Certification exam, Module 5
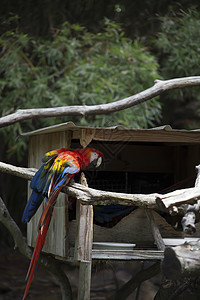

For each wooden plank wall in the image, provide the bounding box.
[27,131,72,257]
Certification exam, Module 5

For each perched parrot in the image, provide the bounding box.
[21,147,103,300]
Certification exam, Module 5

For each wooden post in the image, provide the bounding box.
[75,172,93,300]
[145,209,165,251]
[78,261,92,300]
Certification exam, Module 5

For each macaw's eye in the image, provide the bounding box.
[90,152,98,162]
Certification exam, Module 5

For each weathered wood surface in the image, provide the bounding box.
[145,209,165,251]
[27,131,72,257]
[0,161,36,180]
[92,249,164,260]
[156,187,200,211]
[74,173,93,261]
[70,126,200,144]
[162,239,200,279]
[77,261,92,300]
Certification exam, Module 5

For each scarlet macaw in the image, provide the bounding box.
[22,147,103,300]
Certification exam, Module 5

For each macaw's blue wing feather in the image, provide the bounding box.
[22,159,55,223]
[22,191,44,223]
[94,204,136,228]
[30,165,45,192]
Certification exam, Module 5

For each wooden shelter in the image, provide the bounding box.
[22,122,200,255]
[22,122,200,297]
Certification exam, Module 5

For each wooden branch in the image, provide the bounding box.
[1,76,200,128]
[162,239,200,280]
[1,161,200,211]
[158,164,200,215]
[156,187,200,211]
[0,161,36,180]
[65,183,159,208]
[0,196,31,257]
[0,196,72,299]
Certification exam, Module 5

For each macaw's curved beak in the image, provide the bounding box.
[96,156,102,168]
[88,156,102,169]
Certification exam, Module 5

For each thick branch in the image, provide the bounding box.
[0,196,72,299]
[65,183,159,208]
[0,196,31,257]
[1,161,200,210]
[1,76,200,128]
[0,161,36,180]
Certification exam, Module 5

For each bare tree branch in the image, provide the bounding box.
[0,161,36,180]
[1,161,200,211]
[1,76,200,128]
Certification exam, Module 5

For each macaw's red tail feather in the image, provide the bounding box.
[38,176,70,231]
[22,214,51,300]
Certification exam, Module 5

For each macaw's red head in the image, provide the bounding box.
[77,147,103,169]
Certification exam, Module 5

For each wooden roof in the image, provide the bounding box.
[22,122,200,144]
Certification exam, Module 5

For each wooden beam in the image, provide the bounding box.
[77,261,92,300]
[75,173,93,300]
[92,249,164,260]
[93,128,200,144]
[145,209,165,251]
[74,173,93,261]
[1,161,200,210]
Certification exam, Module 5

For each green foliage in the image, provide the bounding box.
[0,18,161,158]
[155,8,200,100]
[154,8,200,129]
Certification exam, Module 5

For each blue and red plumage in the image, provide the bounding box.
[22,147,103,300]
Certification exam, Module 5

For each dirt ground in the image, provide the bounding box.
[0,244,160,300]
